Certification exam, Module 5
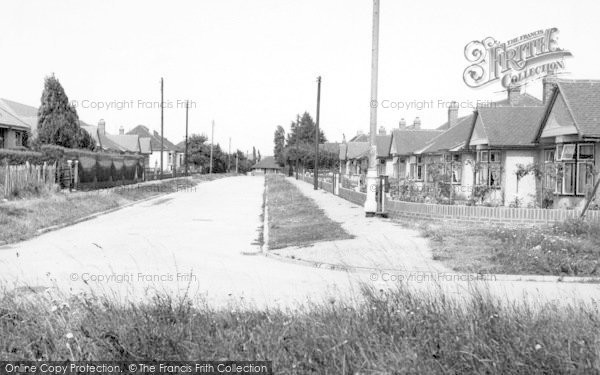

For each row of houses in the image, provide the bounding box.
[0,98,184,172]
[329,77,600,210]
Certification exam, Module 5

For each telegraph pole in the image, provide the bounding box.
[160,77,164,179]
[228,137,231,172]
[184,100,189,176]
[314,76,322,190]
[364,0,380,216]
[209,120,214,174]
[235,152,239,174]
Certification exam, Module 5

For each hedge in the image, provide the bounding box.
[1,145,144,187]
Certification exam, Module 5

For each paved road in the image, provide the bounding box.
[1,175,598,310]
[0,176,362,308]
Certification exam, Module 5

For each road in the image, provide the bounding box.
[0,175,598,310]
[0,176,361,308]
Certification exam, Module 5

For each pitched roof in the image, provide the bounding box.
[376,135,392,158]
[346,141,370,160]
[105,134,140,153]
[391,129,444,155]
[492,92,543,107]
[471,107,545,147]
[543,80,600,138]
[251,156,281,170]
[126,125,180,151]
[0,98,36,131]
[349,133,369,142]
[420,115,475,153]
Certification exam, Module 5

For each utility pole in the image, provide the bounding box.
[209,120,214,174]
[235,152,239,174]
[160,77,164,179]
[228,137,231,172]
[184,100,189,176]
[314,76,322,190]
[364,0,380,216]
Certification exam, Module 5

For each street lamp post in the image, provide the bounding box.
[314,76,321,190]
[364,0,380,216]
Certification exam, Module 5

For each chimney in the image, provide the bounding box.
[98,119,106,135]
[507,84,521,106]
[543,71,558,104]
[378,126,386,135]
[399,118,406,130]
[413,117,421,129]
[119,126,124,135]
[448,101,459,128]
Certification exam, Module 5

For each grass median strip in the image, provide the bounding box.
[266,174,352,249]
[0,174,232,245]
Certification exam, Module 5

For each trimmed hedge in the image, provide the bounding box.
[1,145,144,187]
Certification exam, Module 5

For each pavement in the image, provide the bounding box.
[0,175,599,310]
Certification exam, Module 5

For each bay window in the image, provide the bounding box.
[555,143,595,195]
[410,156,423,181]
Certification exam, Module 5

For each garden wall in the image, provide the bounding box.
[297,174,600,225]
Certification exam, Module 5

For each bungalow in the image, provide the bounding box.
[127,125,183,173]
[534,79,600,209]
[466,106,546,206]
[251,156,281,174]
[389,117,443,182]
[80,120,142,154]
[0,98,37,149]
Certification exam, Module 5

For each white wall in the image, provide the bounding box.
[148,150,181,172]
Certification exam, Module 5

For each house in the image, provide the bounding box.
[466,106,546,206]
[389,117,443,182]
[80,120,142,154]
[342,140,369,176]
[127,125,183,173]
[0,99,37,149]
[251,156,281,174]
[534,79,600,209]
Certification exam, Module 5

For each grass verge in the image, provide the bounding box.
[0,174,233,245]
[393,216,600,277]
[266,174,352,249]
[1,285,598,373]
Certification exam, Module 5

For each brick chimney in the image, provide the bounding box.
[543,72,558,104]
[413,117,421,129]
[399,118,406,130]
[98,119,106,135]
[507,84,521,106]
[448,101,459,128]
[119,126,124,135]
[378,126,386,135]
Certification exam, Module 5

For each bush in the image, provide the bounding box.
[0,149,48,165]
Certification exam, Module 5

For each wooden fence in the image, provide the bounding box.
[1,162,57,198]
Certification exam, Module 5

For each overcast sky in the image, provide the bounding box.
[2,0,599,155]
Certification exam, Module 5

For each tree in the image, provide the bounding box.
[282,112,328,170]
[273,125,285,166]
[257,150,261,162]
[37,74,93,150]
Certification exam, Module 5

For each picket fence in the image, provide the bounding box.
[0,162,57,198]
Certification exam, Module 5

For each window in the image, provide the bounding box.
[555,143,595,195]
[14,131,22,147]
[409,156,423,181]
[0,128,5,148]
[477,150,501,187]
[543,149,556,191]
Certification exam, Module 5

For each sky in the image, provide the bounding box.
[1,0,599,155]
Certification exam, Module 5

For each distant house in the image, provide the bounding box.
[251,156,281,174]
[127,125,182,173]
[389,118,443,181]
[0,98,37,149]
[80,120,142,154]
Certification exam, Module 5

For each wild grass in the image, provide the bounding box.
[266,175,352,249]
[396,217,600,277]
[0,284,598,373]
[0,174,233,245]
